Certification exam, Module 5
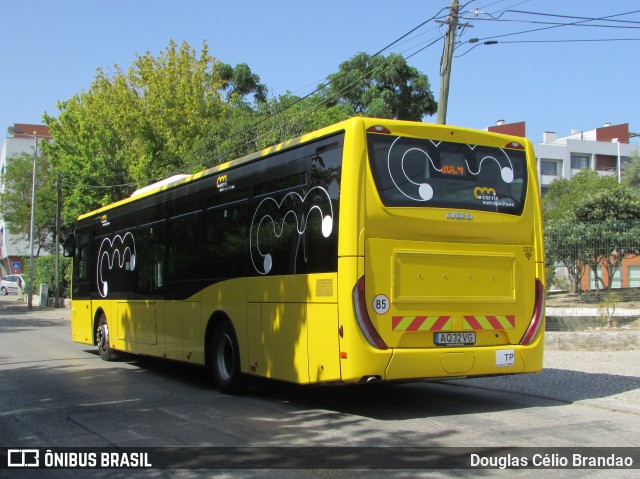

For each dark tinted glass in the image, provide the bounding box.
[367,134,528,215]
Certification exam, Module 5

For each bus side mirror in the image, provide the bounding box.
[63,236,76,257]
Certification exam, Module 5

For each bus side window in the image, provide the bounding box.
[167,213,204,282]
[136,223,166,295]
[75,233,90,281]
[204,204,249,278]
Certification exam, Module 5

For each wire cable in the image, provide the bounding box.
[208,9,450,163]
[475,9,640,42]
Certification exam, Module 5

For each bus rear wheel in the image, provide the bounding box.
[211,320,247,394]
[96,314,116,361]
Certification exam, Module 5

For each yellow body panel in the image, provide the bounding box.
[70,300,93,345]
[245,273,340,383]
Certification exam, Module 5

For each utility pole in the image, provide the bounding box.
[436,0,460,125]
[55,173,61,308]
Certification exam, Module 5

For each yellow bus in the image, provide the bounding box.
[67,117,545,393]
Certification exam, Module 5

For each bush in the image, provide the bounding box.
[23,255,72,299]
[598,291,621,328]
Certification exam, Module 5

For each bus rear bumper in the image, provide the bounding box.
[384,343,544,380]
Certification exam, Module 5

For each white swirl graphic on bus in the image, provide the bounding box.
[387,138,515,202]
[250,186,334,275]
[96,232,137,297]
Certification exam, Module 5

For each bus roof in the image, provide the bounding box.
[76,117,530,221]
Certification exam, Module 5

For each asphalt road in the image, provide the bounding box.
[0,296,638,478]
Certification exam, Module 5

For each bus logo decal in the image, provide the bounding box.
[96,232,137,297]
[216,175,228,186]
[216,174,234,192]
[250,186,334,275]
[385,137,515,202]
[473,186,497,198]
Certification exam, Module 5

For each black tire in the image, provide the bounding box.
[96,314,116,361]
[1,287,7,296]
[211,320,247,394]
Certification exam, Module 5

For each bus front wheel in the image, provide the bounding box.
[96,314,116,361]
[211,320,247,394]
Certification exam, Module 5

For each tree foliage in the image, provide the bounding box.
[542,169,618,221]
[544,218,590,293]
[543,170,640,292]
[44,40,264,223]
[622,151,640,191]
[321,52,437,121]
[0,150,57,256]
[41,41,437,228]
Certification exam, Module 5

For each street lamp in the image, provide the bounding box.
[7,126,39,309]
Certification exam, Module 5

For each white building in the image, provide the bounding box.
[0,124,51,278]
[487,121,639,194]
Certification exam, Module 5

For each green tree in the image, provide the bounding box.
[189,93,353,166]
[542,169,618,221]
[544,170,640,293]
[544,218,591,294]
[217,62,268,105]
[0,150,57,255]
[622,151,640,191]
[321,52,437,121]
[573,188,640,291]
[44,40,265,223]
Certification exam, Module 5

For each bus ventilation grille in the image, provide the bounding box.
[316,279,334,297]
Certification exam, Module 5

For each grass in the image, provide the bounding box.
[546,288,640,309]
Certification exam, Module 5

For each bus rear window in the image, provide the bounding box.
[367,134,528,215]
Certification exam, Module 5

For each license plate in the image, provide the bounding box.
[434,332,476,346]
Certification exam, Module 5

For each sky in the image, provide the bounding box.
[2,0,639,145]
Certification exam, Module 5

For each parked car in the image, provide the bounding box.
[0,274,24,295]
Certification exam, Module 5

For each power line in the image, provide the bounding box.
[210,32,448,164]
[494,38,640,44]
[455,36,640,57]
[471,9,640,42]
[507,9,640,25]
[462,16,640,30]
[208,7,450,163]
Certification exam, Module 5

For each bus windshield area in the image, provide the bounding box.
[366,133,528,215]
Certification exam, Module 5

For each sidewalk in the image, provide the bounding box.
[0,294,70,318]
[545,330,640,351]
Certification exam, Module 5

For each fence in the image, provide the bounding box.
[544,219,640,330]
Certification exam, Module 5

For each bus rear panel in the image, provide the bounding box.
[338,119,544,383]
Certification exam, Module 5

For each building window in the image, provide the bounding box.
[629,266,640,288]
[541,160,558,176]
[571,154,590,170]
[590,265,621,290]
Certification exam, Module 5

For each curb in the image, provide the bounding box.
[545,331,640,351]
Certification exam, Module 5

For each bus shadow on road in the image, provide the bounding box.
[78,351,640,421]
[247,369,640,420]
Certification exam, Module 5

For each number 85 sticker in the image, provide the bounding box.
[372,294,390,314]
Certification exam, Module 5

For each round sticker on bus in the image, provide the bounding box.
[372,294,390,315]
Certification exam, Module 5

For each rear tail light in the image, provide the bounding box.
[520,279,545,345]
[352,276,388,350]
[367,125,391,134]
